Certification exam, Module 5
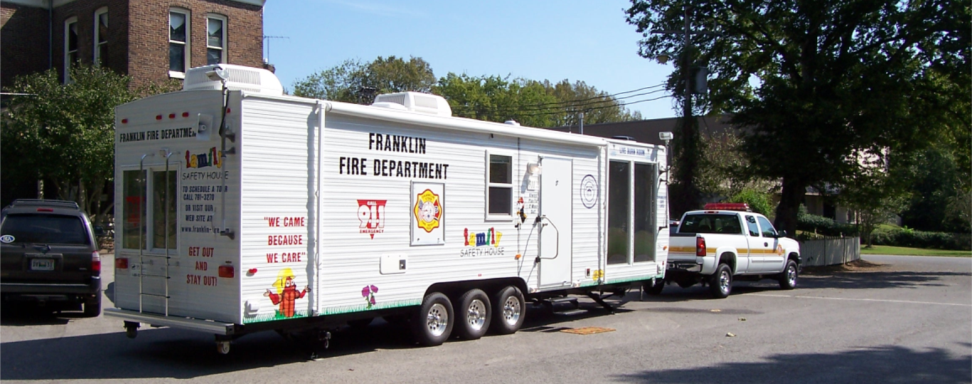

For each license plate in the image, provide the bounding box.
[31,258,54,271]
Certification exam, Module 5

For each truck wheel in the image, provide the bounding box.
[491,286,525,335]
[82,294,101,318]
[455,289,491,340]
[644,279,664,295]
[709,263,732,299]
[779,259,798,290]
[411,292,453,346]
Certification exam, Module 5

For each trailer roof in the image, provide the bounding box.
[245,92,622,148]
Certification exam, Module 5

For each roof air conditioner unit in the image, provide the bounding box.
[372,92,452,117]
[183,64,283,96]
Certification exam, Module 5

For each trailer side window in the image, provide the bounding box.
[633,163,657,263]
[122,170,146,250]
[487,154,512,218]
[607,161,630,265]
[152,170,178,250]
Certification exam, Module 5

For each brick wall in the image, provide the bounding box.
[127,0,264,89]
[2,0,262,89]
[1,4,51,87]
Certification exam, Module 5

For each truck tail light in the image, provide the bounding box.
[91,252,102,274]
[218,265,235,278]
[696,237,707,257]
[115,257,129,269]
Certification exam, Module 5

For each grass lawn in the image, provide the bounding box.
[860,245,971,257]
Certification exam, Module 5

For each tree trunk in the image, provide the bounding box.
[775,175,806,236]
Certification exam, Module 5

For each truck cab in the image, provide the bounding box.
[652,203,801,298]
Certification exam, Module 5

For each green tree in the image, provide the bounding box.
[434,74,642,128]
[627,0,970,235]
[1,66,158,224]
[696,130,777,200]
[292,56,436,104]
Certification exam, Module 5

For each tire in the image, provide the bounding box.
[455,289,491,340]
[644,279,664,295]
[82,293,101,318]
[411,292,454,346]
[778,259,798,290]
[709,263,732,299]
[491,286,525,335]
[347,317,374,329]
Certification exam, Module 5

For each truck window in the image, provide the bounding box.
[745,215,759,236]
[679,213,738,234]
[757,216,778,237]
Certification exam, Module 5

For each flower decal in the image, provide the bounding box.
[361,284,378,308]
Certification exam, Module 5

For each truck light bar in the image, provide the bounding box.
[703,203,750,211]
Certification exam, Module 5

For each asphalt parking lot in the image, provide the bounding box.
[1,254,970,383]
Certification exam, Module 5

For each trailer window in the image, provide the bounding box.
[633,163,657,263]
[122,170,146,250]
[607,161,629,265]
[152,170,178,250]
[487,154,512,218]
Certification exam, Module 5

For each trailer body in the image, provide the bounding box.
[106,65,669,348]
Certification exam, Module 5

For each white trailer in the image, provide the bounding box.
[105,64,670,354]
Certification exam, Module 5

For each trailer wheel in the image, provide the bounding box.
[455,289,491,340]
[709,263,733,299]
[644,279,664,295]
[491,286,525,335]
[124,321,139,339]
[216,341,231,355]
[411,292,453,346]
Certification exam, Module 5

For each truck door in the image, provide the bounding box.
[756,216,785,272]
[538,157,572,288]
[742,215,765,274]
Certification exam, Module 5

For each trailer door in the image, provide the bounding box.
[539,157,572,288]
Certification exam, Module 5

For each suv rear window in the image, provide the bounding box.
[1,214,90,245]
[678,214,742,234]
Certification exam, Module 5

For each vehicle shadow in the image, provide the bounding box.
[613,344,972,384]
[0,294,638,381]
[1,302,75,326]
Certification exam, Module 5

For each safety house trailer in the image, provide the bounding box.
[105,64,670,354]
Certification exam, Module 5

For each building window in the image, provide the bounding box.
[486,153,512,219]
[207,15,227,65]
[169,9,190,77]
[64,17,78,82]
[94,8,108,67]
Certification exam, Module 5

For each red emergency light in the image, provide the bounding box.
[703,203,751,212]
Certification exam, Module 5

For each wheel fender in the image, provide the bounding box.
[702,247,736,275]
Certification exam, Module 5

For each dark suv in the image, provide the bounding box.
[0,199,102,316]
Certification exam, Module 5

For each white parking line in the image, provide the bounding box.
[751,293,972,307]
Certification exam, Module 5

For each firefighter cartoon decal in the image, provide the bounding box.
[264,268,309,318]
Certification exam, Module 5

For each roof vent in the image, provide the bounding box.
[372,92,452,117]
[183,64,283,96]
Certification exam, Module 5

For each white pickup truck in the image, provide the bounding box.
[648,203,801,298]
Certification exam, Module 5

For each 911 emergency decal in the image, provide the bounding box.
[411,182,444,246]
[358,200,386,239]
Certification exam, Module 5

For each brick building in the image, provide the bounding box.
[1,0,266,89]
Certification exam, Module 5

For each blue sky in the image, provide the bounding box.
[263,0,679,119]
